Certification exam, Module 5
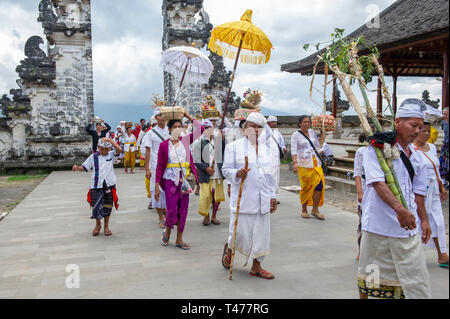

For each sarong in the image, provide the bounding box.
[228,211,270,266]
[422,177,447,254]
[358,231,431,299]
[198,179,225,217]
[297,157,325,206]
[87,181,118,220]
[162,179,189,233]
[124,151,136,169]
[150,167,166,209]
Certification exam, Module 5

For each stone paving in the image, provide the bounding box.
[0,169,448,299]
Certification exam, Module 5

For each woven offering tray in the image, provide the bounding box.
[160,106,185,121]
[311,115,337,132]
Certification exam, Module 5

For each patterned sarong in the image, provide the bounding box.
[439,140,448,181]
[87,181,119,220]
[297,157,325,206]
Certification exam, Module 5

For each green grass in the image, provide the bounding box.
[281,157,293,164]
[7,174,47,182]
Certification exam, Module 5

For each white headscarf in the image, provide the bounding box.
[98,138,112,149]
[154,108,161,116]
[395,98,426,119]
[267,115,277,122]
[246,112,267,127]
[201,119,214,128]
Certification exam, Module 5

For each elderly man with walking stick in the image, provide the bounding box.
[220,112,278,280]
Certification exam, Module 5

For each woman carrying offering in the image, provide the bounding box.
[155,109,205,250]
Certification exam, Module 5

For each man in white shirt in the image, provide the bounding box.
[221,112,278,279]
[358,98,432,299]
[266,116,286,202]
[142,108,170,227]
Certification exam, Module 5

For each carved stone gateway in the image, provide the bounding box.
[0,0,93,171]
[162,0,240,117]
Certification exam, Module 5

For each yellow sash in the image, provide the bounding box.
[166,162,191,176]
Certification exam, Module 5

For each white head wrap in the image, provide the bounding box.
[246,112,267,127]
[154,108,161,116]
[202,119,214,128]
[395,98,426,119]
[98,138,112,149]
[116,125,121,129]
[267,115,277,122]
[424,104,442,123]
[150,116,157,125]
[120,121,126,124]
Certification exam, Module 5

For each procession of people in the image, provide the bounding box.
[74,9,449,296]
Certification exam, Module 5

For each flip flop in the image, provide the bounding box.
[176,243,190,250]
[92,229,100,237]
[211,219,221,225]
[311,212,325,220]
[222,243,231,269]
[104,230,112,236]
[301,212,311,219]
[250,269,275,280]
[203,219,211,226]
[439,263,449,269]
[161,230,169,246]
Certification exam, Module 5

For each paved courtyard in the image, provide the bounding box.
[0,169,448,299]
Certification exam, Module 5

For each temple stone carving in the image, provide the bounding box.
[162,0,240,117]
[0,0,93,171]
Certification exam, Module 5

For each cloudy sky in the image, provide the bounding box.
[0,0,443,118]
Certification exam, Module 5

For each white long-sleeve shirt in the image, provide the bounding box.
[290,129,321,168]
[222,137,276,215]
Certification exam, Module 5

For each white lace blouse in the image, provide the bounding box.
[163,141,188,185]
[290,129,321,168]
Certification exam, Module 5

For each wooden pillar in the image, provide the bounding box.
[377,77,383,118]
[393,75,398,115]
[443,45,449,110]
[332,75,337,118]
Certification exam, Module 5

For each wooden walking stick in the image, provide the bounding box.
[229,156,248,280]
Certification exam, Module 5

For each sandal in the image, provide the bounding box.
[161,230,169,246]
[311,212,325,220]
[222,243,231,269]
[250,269,275,280]
[104,230,112,236]
[439,263,449,269]
[301,212,311,219]
[203,218,211,226]
[176,242,190,250]
[92,228,101,237]
[159,219,165,229]
[211,219,221,225]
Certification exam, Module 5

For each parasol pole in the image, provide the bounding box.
[173,56,191,106]
[229,156,248,280]
[219,35,245,130]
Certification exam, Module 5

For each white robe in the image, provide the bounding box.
[420,143,447,254]
[222,136,276,265]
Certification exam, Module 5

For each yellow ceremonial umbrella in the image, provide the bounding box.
[208,9,273,129]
